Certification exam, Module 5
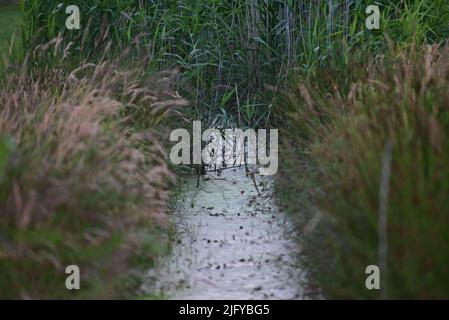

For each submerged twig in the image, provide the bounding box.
[247,170,261,196]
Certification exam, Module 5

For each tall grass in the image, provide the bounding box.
[19,1,449,126]
[0,38,186,298]
[272,0,449,299]
[21,0,146,51]
[279,43,449,298]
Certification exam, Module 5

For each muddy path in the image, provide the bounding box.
[142,167,318,299]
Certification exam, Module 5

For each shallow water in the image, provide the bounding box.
[142,167,316,300]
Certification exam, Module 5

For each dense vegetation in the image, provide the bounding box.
[0,2,185,298]
[275,1,449,298]
[279,44,449,298]
[0,0,448,298]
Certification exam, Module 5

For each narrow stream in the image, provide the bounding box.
[142,167,317,299]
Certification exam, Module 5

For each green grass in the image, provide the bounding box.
[18,1,449,128]
[0,41,183,298]
[278,43,449,299]
[0,5,21,65]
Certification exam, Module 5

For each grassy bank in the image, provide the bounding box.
[0,48,187,298]
[0,3,187,298]
[275,0,449,299]
[278,42,449,298]
[269,0,449,299]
